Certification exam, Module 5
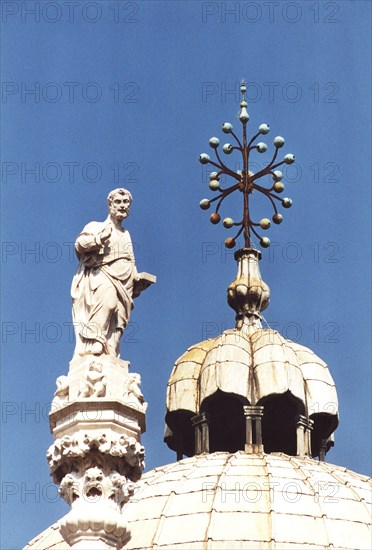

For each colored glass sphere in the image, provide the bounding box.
[209,137,220,149]
[222,122,233,134]
[273,182,285,193]
[260,237,271,248]
[199,199,210,210]
[199,153,210,164]
[284,153,295,164]
[225,237,236,249]
[210,213,221,224]
[259,218,271,230]
[282,198,293,208]
[223,217,234,228]
[259,123,270,135]
[209,180,220,191]
[274,136,285,148]
[272,213,283,224]
[257,142,268,153]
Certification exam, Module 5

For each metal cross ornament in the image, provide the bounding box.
[199,80,295,249]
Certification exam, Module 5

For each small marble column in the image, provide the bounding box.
[191,413,209,455]
[243,405,264,453]
[296,415,314,456]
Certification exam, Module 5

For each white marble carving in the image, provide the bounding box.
[52,375,69,404]
[58,464,133,548]
[59,466,134,507]
[47,432,145,483]
[124,373,148,412]
[71,188,155,358]
[78,361,107,398]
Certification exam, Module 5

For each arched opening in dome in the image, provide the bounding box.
[259,393,301,455]
[164,410,195,458]
[201,390,247,453]
[310,412,338,458]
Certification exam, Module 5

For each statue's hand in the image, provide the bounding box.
[100,225,112,243]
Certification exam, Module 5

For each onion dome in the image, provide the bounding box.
[25,452,371,550]
[165,248,338,461]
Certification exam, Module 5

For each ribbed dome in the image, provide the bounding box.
[165,328,338,458]
[25,452,371,550]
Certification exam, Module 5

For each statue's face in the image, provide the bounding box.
[109,193,131,221]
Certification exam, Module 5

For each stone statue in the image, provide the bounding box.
[53,375,69,403]
[78,361,107,398]
[126,373,147,412]
[71,188,155,357]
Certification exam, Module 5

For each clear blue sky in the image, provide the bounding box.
[1,1,371,548]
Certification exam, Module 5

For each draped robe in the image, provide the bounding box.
[71,221,137,357]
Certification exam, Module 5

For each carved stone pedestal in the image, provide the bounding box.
[58,462,133,549]
[59,502,130,549]
[48,356,147,549]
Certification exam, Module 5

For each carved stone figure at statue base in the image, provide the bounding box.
[50,355,148,431]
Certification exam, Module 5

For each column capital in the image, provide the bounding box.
[191,412,209,427]
[243,405,264,417]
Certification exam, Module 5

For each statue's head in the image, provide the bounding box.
[89,361,102,372]
[130,373,141,385]
[107,188,133,222]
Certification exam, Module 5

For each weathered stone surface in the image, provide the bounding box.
[166,328,338,424]
[47,344,147,549]
[25,452,372,550]
[52,355,147,412]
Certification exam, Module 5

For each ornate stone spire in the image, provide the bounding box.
[46,190,155,549]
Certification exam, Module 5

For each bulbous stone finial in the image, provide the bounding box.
[227,248,270,331]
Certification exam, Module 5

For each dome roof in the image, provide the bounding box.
[25,452,371,550]
[167,328,337,414]
[165,328,338,458]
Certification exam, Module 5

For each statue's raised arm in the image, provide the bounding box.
[71,188,156,357]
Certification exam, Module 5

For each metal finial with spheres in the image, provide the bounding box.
[199,79,295,249]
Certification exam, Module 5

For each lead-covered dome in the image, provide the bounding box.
[25,452,371,550]
[165,328,338,459]
[165,249,338,460]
